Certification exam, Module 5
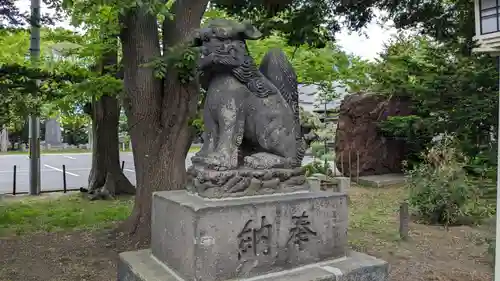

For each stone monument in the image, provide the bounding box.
[0,126,8,152]
[44,117,62,146]
[118,19,388,281]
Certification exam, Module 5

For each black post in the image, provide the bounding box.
[62,164,67,193]
[12,165,16,195]
[121,161,125,171]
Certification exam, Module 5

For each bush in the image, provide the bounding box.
[405,135,475,226]
[320,152,335,161]
[303,159,333,177]
[311,142,327,158]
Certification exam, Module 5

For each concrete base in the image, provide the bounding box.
[355,174,406,188]
[118,249,389,281]
[308,176,350,193]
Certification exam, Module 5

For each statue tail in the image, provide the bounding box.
[259,48,305,165]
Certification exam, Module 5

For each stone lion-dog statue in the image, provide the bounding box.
[187,19,310,198]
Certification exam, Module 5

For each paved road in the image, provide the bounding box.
[0,152,315,194]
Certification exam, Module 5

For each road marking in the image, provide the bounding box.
[123,168,135,173]
[0,168,91,173]
[63,155,77,160]
[41,153,92,156]
[43,164,80,177]
[64,168,91,171]
[0,169,28,173]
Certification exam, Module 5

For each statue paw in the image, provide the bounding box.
[203,152,237,171]
[244,152,288,169]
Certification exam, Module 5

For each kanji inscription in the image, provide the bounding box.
[237,216,272,260]
[287,211,317,247]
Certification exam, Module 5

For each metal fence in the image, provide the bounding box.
[310,149,363,183]
[5,161,127,196]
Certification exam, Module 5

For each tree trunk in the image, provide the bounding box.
[115,1,208,244]
[83,35,135,200]
[85,94,135,200]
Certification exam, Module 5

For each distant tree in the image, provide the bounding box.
[60,112,89,145]
[372,35,498,167]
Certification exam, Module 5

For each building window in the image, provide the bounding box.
[480,0,500,34]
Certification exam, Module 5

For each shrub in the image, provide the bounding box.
[303,159,333,177]
[320,152,335,161]
[311,142,327,158]
[405,135,475,226]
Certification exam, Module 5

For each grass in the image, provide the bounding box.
[348,185,407,251]
[0,194,133,236]
[0,146,201,155]
[0,184,404,240]
[1,184,493,281]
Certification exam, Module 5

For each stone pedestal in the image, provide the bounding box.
[118,190,389,281]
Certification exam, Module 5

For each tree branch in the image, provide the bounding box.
[160,0,209,130]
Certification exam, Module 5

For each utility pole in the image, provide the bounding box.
[28,0,41,195]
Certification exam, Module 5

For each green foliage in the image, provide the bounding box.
[405,135,494,226]
[378,115,421,139]
[310,142,326,158]
[248,36,371,93]
[372,35,498,169]
[213,0,383,49]
[303,159,333,177]
[150,43,199,84]
[0,28,105,127]
[0,25,127,135]
[189,117,204,133]
[299,107,322,129]
[378,115,430,167]
[377,0,474,51]
[119,109,129,135]
[60,113,90,145]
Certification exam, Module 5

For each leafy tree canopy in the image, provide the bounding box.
[372,34,498,165]
[378,0,474,47]
[0,27,121,128]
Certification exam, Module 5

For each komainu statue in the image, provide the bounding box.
[187,19,309,198]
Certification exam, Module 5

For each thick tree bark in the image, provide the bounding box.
[115,1,208,244]
[85,94,135,200]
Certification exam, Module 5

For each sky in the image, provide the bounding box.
[15,1,398,61]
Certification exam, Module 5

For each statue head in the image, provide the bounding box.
[192,19,262,71]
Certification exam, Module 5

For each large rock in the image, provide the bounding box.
[335,93,412,177]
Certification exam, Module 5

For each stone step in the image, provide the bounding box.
[118,249,388,281]
[354,173,407,188]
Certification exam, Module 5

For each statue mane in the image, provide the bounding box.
[198,24,279,98]
[230,53,279,98]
